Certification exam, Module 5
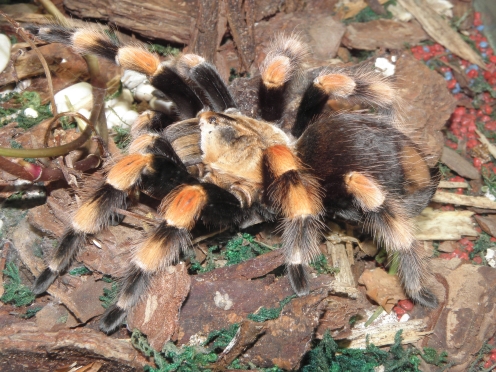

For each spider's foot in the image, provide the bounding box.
[410,289,439,308]
[100,305,127,334]
[288,264,309,296]
[32,268,58,295]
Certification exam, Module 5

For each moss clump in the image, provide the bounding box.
[0,262,35,307]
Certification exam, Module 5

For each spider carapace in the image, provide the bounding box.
[29,25,440,333]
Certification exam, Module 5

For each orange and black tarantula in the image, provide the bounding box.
[28,25,440,334]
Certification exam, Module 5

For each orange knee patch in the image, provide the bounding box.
[107,153,153,191]
[283,183,321,218]
[345,172,385,212]
[72,199,101,234]
[315,74,356,97]
[265,145,299,177]
[134,237,173,272]
[261,56,291,89]
[160,185,207,229]
[117,46,160,76]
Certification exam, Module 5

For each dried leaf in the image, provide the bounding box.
[358,268,406,312]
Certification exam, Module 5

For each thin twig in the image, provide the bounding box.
[192,228,228,244]
[114,208,160,226]
[0,113,93,158]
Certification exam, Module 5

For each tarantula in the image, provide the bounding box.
[28,25,440,334]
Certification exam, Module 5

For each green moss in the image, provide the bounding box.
[224,233,272,266]
[113,125,131,150]
[148,44,181,57]
[19,306,42,319]
[301,330,449,371]
[99,276,120,309]
[344,0,396,24]
[310,254,340,275]
[0,262,35,307]
[248,295,296,323]
[69,266,92,276]
[204,323,240,352]
[469,76,496,98]
[470,232,494,261]
[131,329,217,372]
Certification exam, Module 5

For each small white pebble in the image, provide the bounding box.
[0,34,11,74]
[23,107,38,118]
[214,291,233,310]
[485,190,496,202]
[399,313,410,322]
[375,57,395,77]
[61,58,67,63]
[14,79,32,92]
[486,249,496,268]
[92,239,102,248]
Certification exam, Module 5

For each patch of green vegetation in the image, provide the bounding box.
[248,295,296,323]
[132,329,217,372]
[190,233,274,274]
[224,233,272,266]
[300,330,449,371]
[344,0,396,24]
[60,116,77,130]
[470,232,494,261]
[204,323,240,351]
[189,246,218,274]
[469,76,496,98]
[445,131,459,144]
[19,306,42,319]
[69,266,92,276]
[353,49,376,62]
[310,254,340,275]
[8,92,53,129]
[113,125,131,150]
[99,276,120,309]
[482,167,496,199]
[148,44,181,57]
[0,262,35,307]
[468,342,493,371]
[438,162,452,179]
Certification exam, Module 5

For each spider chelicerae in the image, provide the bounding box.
[28,25,440,334]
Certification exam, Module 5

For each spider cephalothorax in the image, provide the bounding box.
[29,25,440,334]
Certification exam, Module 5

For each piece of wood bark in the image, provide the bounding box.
[346,319,430,348]
[424,261,496,371]
[474,215,496,237]
[327,242,355,287]
[127,263,191,351]
[395,55,456,166]
[343,19,428,50]
[432,191,496,209]
[415,207,478,240]
[441,147,480,179]
[0,322,146,371]
[63,0,196,43]
[225,0,255,70]
[397,0,486,68]
[187,0,221,63]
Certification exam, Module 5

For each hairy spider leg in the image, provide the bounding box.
[258,35,308,122]
[101,182,242,333]
[32,130,193,295]
[292,65,400,138]
[176,54,237,112]
[297,112,439,307]
[262,144,324,294]
[29,25,208,119]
